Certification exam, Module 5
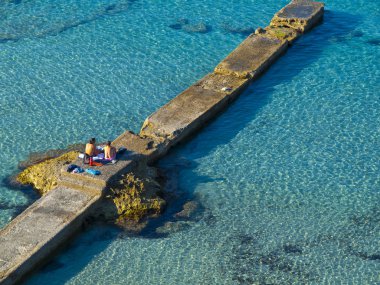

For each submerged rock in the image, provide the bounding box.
[156,220,192,234]
[182,22,209,33]
[16,151,79,195]
[174,201,199,219]
[0,2,133,44]
[169,19,210,34]
[283,244,303,254]
[169,23,182,30]
[177,18,189,25]
[168,18,190,30]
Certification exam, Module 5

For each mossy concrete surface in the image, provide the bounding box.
[259,26,301,43]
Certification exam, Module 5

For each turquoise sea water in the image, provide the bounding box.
[1,0,379,284]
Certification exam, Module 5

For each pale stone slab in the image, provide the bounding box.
[112,131,159,161]
[0,187,100,285]
[140,73,248,146]
[141,85,228,142]
[194,73,249,101]
[214,34,288,79]
[271,0,324,32]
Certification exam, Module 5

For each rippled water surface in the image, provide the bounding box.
[0,0,379,284]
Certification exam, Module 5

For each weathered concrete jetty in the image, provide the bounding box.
[0,1,324,284]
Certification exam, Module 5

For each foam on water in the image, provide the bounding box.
[0,0,379,284]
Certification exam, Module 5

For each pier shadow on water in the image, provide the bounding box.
[23,10,366,285]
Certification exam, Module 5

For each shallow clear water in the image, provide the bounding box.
[1,0,379,284]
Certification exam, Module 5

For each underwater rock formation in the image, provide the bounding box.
[0,0,133,43]
[153,197,215,235]
[222,232,320,284]
[155,220,192,234]
[16,151,78,195]
[174,200,199,219]
[182,22,209,33]
[169,19,210,33]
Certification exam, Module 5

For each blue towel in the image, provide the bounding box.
[85,169,101,176]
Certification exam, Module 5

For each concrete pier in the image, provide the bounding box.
[140,0,324,149]
[0,1,324,284]
[0,187,100,285]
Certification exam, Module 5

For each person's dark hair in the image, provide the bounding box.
[89,138,96,144]
[107,141,111,146]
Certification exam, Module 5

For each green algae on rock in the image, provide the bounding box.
[256,26,300,43]
[16,151,79,195]
[110,172,166,223]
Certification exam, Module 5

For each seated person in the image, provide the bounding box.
[104,141,117,160]
[84,138,99,165]
[85,138,97,157]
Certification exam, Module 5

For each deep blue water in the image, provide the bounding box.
[0,0,379,284]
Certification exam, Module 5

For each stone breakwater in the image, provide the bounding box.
[0,1,324,284]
